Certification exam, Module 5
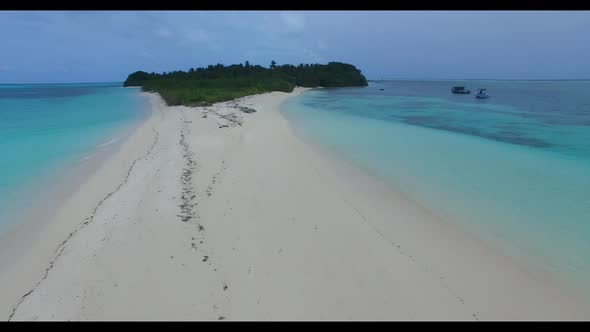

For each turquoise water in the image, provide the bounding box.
[282,80,590,288]
[0,83,146,231]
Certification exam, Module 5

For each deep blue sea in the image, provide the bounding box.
[282,80,590,288]
[0,83,146,231]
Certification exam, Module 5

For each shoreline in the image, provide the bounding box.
[0,97,150,274]
[279,97,590,299]
[276,92,590,319]
[0,85,149,236]
[2,88,589,320]
[282,100,590,308]
[0,93,160,320]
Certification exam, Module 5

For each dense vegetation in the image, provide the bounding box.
[123,61,368,106]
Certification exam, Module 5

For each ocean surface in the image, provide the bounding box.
[281,80,590,289]
[0,83,146,232]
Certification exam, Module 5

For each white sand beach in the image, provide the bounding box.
[1,87,589,321]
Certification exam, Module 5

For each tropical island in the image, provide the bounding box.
[123,61,368,106]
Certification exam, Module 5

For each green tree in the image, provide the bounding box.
[123,61,368,105]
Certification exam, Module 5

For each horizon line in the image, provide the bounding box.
[368,77,590,81]
[3,78,590,85]
[0,81,124,85]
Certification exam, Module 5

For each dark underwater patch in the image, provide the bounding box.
[398,115,552,149]
[0,87,96,99]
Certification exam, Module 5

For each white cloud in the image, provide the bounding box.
[140,50,154,59]
[302,48,323,63]
[185,29,209,43]
[280,12,305,31]
[317,40,328,50]
[242,42,324,65]
[156,27,171,38]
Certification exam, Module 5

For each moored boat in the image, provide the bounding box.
[475,88,490,99]
[452,86,471,94]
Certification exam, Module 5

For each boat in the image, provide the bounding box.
[475,89,490,99]
[451,86,470,94]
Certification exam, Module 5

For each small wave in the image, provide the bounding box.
[96,137,119,149]
[79,137,121,162]
[80,155,95,162]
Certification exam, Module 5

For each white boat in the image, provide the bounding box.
[475,89,490,99]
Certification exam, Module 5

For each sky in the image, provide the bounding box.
[1,11,590,83]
